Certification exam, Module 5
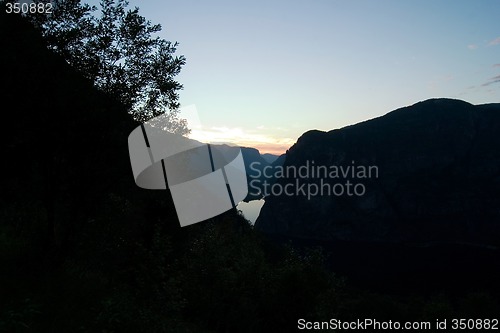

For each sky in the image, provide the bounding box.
[92,0,499,154]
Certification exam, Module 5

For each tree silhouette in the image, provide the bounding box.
[27,0,189,133]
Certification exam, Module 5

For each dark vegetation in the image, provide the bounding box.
[28,0,188,126]
[1,6,499,333]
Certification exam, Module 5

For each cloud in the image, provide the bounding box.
[467,44,478,50]
[482,74,500,87]
[178,105,294,154]
[494,64,500,68]
[484,80,500,86]
[489,37,500,46]
[188,126,295,154]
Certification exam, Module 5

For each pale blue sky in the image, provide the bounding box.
[93,0,500,153]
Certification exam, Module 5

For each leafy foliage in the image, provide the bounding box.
[27,0,188,130]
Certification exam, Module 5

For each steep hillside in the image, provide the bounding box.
[256,99,500,246]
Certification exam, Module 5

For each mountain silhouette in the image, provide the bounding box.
[255,99,500,247]
[261,153,280,164]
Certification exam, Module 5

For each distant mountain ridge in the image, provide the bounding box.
[231,147,285,201]
[255,99,500,247]
[195,144,285,201]
[261,153,280,164]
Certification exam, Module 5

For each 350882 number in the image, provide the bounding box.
[5,2,53,14]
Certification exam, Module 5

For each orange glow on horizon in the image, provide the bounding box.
[250,142,290,156]
[187,127,295,157]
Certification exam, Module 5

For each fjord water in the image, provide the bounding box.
[236,199,265,224]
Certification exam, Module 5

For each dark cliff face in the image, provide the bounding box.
[240,148,285,201]
[211,145,274,201]
[255,99,500,246]
[2,12,135,200]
